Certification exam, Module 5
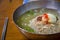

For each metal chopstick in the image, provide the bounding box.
[1,17,8,40]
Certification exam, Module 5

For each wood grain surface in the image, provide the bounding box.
[0,0,28,40]
[0,18,5,40]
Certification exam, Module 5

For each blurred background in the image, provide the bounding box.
[0,0,60,40]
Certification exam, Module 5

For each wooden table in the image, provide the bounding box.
[0,0,28,40]
[0,0,60,40]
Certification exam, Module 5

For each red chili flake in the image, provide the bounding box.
[43,13,48,19]
[43,13,49,24]
[37,16,42,21]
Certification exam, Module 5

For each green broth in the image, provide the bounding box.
[16,10,36,33]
